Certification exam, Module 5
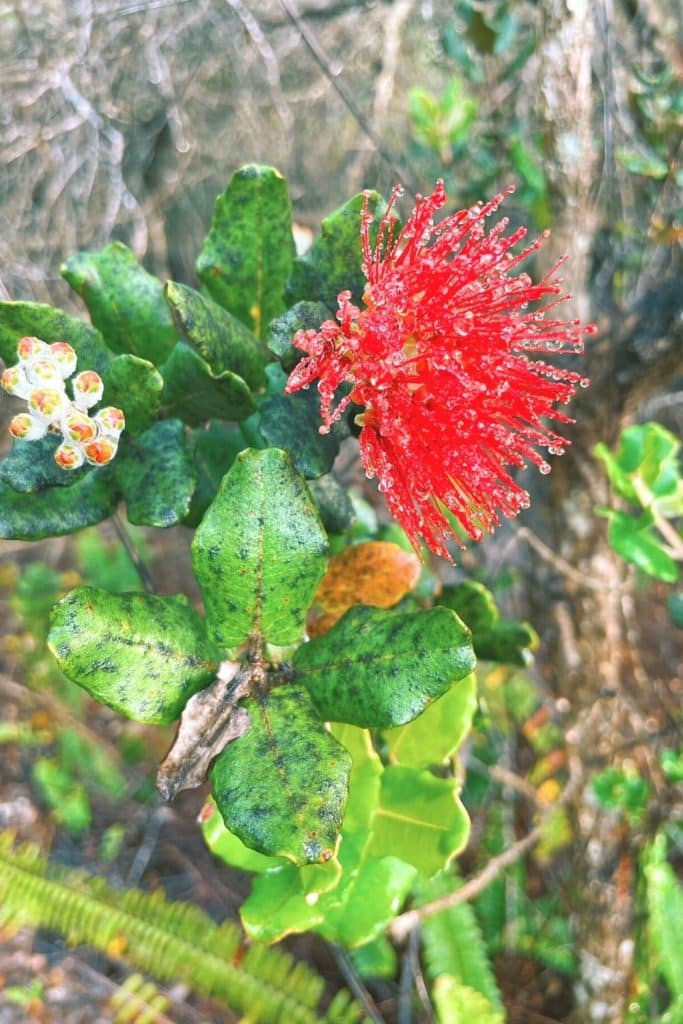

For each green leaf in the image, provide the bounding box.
[196,165,294,339]
[0,301,112,374]
[159,341,255,426]
[439,582,536,666]
[286,192,391,309]
[601,508,679,582]
[116,419,197,527]
[48,586,218,724]
[294,606,475,728]
[185,422,245,528]
[384,673,477,767]
[416,871,503,1010]
[595,423,683,516]
[433,976,504,1024]
[348,937,398,980]
[210,684,351,864]
[0,469,118,539]
[252,363,349,478]
[668,593,683,629]
[192,448,328,650]
[366,765,470,876]
[616,146,670,179]
[165,280,266,390]
[0,435,88,493]
[61,243,178,364]
[101,354,163,435]
[240,859,338,942]
[268,301,331,372]
[201,798,285,872]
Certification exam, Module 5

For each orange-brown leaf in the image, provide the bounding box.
[308,541,421,637]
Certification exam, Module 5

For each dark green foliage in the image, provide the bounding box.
[439,580,537,665]
[307,474,355,535]
[115,419,197,527]
[61,243,178,365]
[0,435,88,492]
[294,606,475,728]
[211,685,351,864]
[196,164,295,339]
[48,586,219,724]
[0,469,118,540]
[286,192,390,309]
[185,421,245,527]
[251,363,349,479]
[267,300,331,371]
[159,341,255,425]
[102,354,164,435]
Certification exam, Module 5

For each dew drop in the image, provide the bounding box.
[538,461,551,475]
[579,377,590,388]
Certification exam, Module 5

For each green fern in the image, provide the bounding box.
[0,831,366,1024]
[415,871,504,1014]
[432,976,504,1024]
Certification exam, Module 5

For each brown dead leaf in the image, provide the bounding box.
[156,659,251,801]
[308,541,422,637]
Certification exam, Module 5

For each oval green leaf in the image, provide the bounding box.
[165,280,266,390]
[210,684,351,864]
[192,448,328,649]
[294,606,476,728]
[61,243,178,364]
[383,673,477,767]
[196,164,295,339]
[48,587,218,724]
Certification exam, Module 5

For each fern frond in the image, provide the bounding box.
[0,830,366,1024]
[108,973,173,1024]
[415,871,504,1013]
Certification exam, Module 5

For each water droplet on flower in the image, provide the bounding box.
[547,446,563,456]
[538,461,551,475]
[579,377,590,388]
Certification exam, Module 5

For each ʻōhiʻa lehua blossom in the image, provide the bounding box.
[285,181,594,560]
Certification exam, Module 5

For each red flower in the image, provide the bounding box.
[285,182,593,560]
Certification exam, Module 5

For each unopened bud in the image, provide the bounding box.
[72,370,104,409]
[29,386,67,421]
[17,336,49,361]
[95,406,125,437]
[1,365,30,399]
[54,442,86,470]
[62,410,98,444]
[9,413,48,440]
[84,436,118,466]
[49,341,78,378]
[27,357,64,387]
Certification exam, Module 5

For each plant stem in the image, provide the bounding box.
[111,512,155,594]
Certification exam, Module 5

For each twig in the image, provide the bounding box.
[111,512,155,594]
[398,925,419,1024]
[278,0,420,196]
[510,524,606,591]
[329,945,386,1024]
[389,755,583,944]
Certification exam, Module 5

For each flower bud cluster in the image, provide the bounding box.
[0,337,125,469]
